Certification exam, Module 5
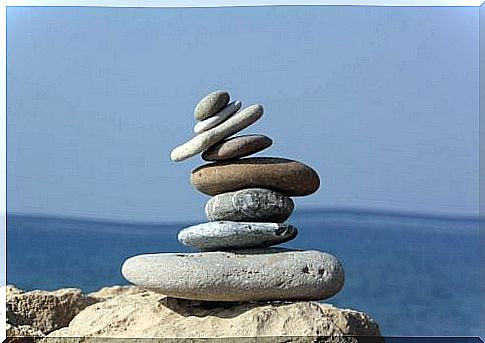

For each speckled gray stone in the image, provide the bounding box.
[194,91,230,121]
[205,188,294,222]
[121,248,345,302]
[194,101,242,134]
[177,221,297,250]
[171,104,263,162]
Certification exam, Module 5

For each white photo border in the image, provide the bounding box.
[1,1,482,341]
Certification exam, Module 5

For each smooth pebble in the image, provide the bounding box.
[191,157,320,196]
[122,248,344,302]
[194,101,242,134]
[178,221,297,250]
[205,188,294,222]
[202,134,272,161]
[170,105,263,162]
[194,91,230,121]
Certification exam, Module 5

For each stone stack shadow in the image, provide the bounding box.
[122,90,345,303]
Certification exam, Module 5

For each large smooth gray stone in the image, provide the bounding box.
[205,188,294,222]
[170,104,263,162]
[194,91,230,120]
[121,248,345,302]
[177,221,297,250]
[194,101,242,134]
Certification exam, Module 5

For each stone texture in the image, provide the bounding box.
[205,188,294,222]
[202,134,273,161]
[194,90,230,120]
[6,286,98,335]
[6,323,45,342]
[88,285,146,301]
[47,288,381,340]
[122,248,344,302]
[178,221,298,250]
[194,100,242,134]
[171,104,263,162]
[191,157,320,196]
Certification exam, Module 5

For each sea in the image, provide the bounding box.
[6,210,483,338]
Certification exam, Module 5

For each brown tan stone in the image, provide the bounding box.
[202,134,273,161]
[191,157,320,196]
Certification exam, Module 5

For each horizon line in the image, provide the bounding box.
[6,207,481,226]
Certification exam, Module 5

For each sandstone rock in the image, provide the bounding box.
[6,284,24,297]
[47,289,381,339]
[194,100,242,134]
[171,104,263,162]
[88,285,146,300]
[6,323,44,342]
[202,134,273,161]
[6,286,98,335]
[178,221,298,250]
[194,90,230,120]
[191,157,320,196]
[205,188,294,222]
[122,248,344,302]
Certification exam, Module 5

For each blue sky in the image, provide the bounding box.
[7,6,479,222]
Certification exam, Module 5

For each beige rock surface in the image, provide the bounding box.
[6,322,45,338]
[6,285,98,335]
[47,287,381,339]
[87,285,145,300]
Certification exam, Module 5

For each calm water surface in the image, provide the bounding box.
[6,210,482,337]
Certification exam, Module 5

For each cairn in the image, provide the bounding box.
[122,90,345,302]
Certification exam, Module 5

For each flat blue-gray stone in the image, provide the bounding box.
[177,221,297,251]
[121,248,345,302]
[205,188,294,222]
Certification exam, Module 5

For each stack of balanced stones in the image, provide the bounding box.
[122,90,345,302]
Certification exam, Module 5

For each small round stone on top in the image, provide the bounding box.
[194,90,230,121]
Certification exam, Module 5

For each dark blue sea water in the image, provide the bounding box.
[6,210,483,337]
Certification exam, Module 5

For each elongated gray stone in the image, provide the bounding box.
[178,221,297,250]
[171,104,263,162]
[205,188,294,222]
[194,101,242,134]
[121,248,345,302]
[194,91,230,120]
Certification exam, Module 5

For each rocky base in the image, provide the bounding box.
[4,285,381,342]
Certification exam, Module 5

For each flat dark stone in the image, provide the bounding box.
[202,135,272,161]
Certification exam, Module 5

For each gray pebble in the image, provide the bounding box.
[178,221,297,250]
[202,134,273,161]
[121,248,345,302]
[194,101,242,134]
[205,188,294,222]
[171,104,263,162]
[194,91,230,121]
